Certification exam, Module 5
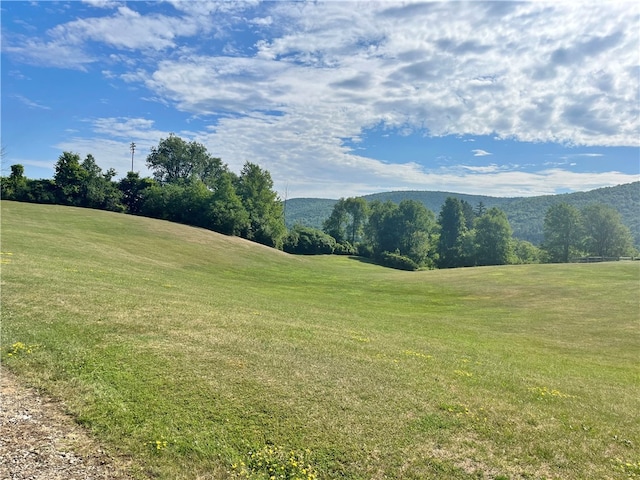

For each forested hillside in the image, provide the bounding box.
[285,182,640,246]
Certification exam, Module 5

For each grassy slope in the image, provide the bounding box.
[1,201,639,480]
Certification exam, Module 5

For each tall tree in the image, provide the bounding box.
[344,197,368,245]
[79,154,123,211]
[475,207,513,266]
[543,202,582,262]
[460,199,476,230]
[581,204,634,257]
[119,172,157,214]
[209,171,249,236]
[323,199,348,244]
[2,164,27,200]
[437,197,468,268]
[146,134,223,184]
[396,200,436,265]
[54,152,88,206]
[365,200,401,255]
[236,162,285,248]
[364,200,436,266]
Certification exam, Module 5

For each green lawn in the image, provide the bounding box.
[1,201,639,479]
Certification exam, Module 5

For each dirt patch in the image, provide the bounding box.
[0,368,135,479]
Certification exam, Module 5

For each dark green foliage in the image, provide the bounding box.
[287,182,640,247]
[377,251,419,271]
[79,155,123,211]
[322,197,368,245]
[460,199,476,230]
[322,198,349,243]
[1,164,28,201]
[366,200,401,255]
[437,197,468,268]
[209,171,249,236]
[51,152,123,210]
[283,225,336,254]
[118,172,157,214]
[335,242,358,255]
[366,199,436,267]
[27,180,57,204]
[543,203,583,262]
[344,197,368,244]
[475,207,513,266]
[236,162,285,248]
[54,152,88,205]
[581,204,634,257]
[511,239,543,264]
[146,134,223,184]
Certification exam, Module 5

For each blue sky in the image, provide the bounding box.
[2,1,639,199]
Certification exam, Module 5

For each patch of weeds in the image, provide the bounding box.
[144,436,168,454]
[231,445,318,480]
[612,458,640,478]
[403,350,432,359]
[5,341,38,358]
[529,386,574,400]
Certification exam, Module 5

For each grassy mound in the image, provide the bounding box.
[2,201,638,479]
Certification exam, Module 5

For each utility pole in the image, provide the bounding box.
[130,142,136,172]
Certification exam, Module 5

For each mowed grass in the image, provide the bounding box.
[1,201,639,479]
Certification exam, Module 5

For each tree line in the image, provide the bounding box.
[2,134,635,270]
[305,194,635,269]
[1,135,286,248]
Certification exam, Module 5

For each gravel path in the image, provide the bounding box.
[0,369,134,480]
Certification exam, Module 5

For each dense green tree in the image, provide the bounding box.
[1,164,28,200]
[437,197,468,268]
[543,203,582,262]
[209,171,249,236]
[119,172,157,214]
[23,179,57,204]
[581,204,634,257]
[460,199,476,230]
[364,199,436,267]
[396,200,437,266]
[323,197,368,246]
[236,162,285,248]
[54,152,88,205]
[283,225,336,254]
[146,134,223,184]
[52,152,122,210]
[511,239,543,264]
[474,207,513,266]
[79,154,123,211]
[365,200,402,256]
[344,197,368,245]
[323,199,349,244]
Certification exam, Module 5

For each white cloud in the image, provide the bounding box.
[11,94,51,110]
[6,1,639,197]
[472,149,492,157]
[82,0,119,8]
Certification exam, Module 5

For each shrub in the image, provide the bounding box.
[283,225,336,255]
[378,251,419,271]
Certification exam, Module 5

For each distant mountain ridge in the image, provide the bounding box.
[284,181,640,247]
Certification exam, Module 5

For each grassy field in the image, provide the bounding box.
[1,201,639,479]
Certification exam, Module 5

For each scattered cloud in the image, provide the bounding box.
[472,149,492,157]
[3,1,639,198]
[11,94,51,110]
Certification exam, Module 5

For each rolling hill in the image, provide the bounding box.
[2,201,639,479]
[285,181,640,246]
